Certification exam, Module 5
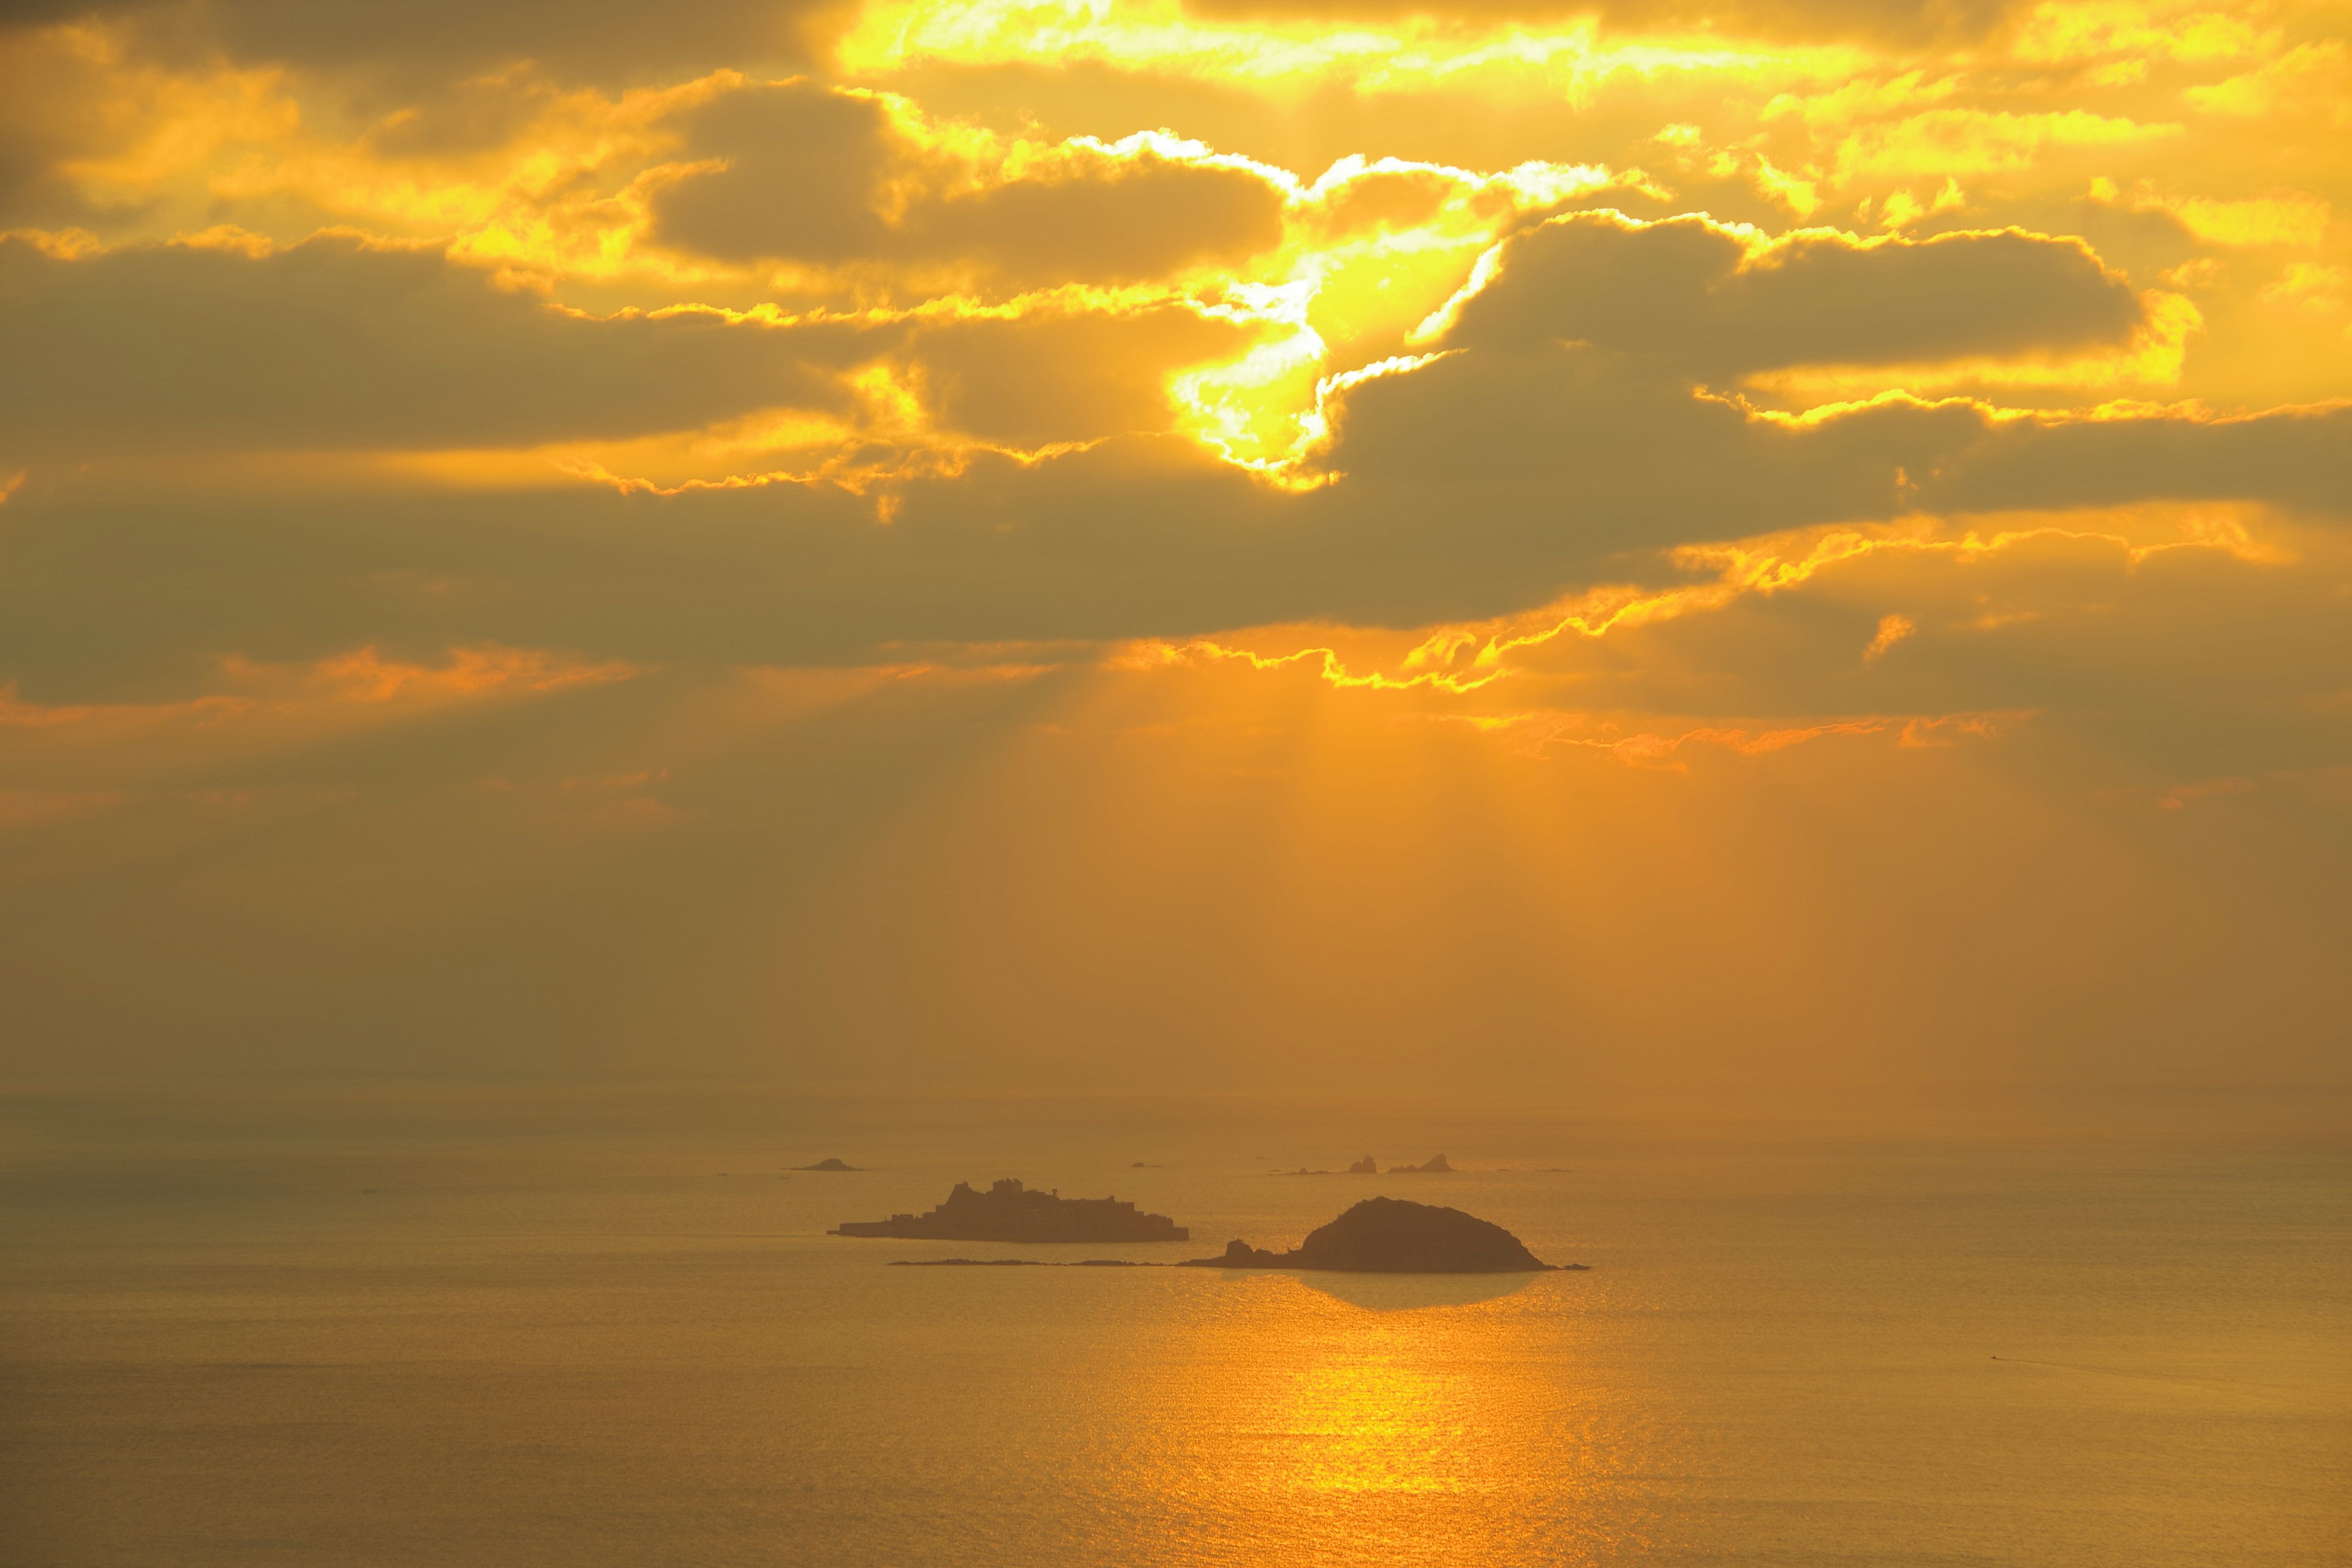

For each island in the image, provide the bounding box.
[796,1158,861,1171]
[1389,1153,1452,1173]
[831,1178,1189,1242]
[1179,1196,1574,1272]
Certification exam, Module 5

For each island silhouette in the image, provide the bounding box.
[832,1178,1189,1242]
[1182,1197,1568,1272]
[796,1158,861,1171]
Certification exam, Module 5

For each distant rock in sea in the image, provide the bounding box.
[1180,1196,1572,1273]
[832,1178,1189,1242]
[1274,1153,1455,1176]
[797,1158,861,1171]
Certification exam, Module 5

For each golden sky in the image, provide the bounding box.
[1,0,2346,1102]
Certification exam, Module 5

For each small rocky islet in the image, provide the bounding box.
[1276,1153,1455,1175]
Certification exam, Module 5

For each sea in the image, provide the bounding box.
[3,1084,2345,1567]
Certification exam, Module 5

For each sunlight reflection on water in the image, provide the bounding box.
[1098,1270,1642,1566]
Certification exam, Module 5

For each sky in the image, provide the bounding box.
[1,0,2346,1104]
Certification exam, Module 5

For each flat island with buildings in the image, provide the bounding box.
[832,1178,1189,1243]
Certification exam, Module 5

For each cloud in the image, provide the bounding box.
[1474,513,2352,771]
[0,23,136,221]
[647,81,1291,285]
[904,138,1291,286]
[1175,0,2028,47]
[1433,211,2147,375]
[0,19,301,227]
[6,176,2344,708]
[0,231,863,458]
[0,13,2342,736]
[6,381,2342,715]
[0,226,1280,502]
[644,81,900,266]
[1823,108,2182,184]
[911,304,1263,446]
[1,197,2342,715]
[5,0,848,88]
[1924,401,2352,517]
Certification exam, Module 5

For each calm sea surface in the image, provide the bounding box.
[3,1087,2345,1567]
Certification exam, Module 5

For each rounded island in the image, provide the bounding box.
[1180,1196,1565,1273]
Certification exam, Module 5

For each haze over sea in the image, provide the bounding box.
[5,1084,2343,1568]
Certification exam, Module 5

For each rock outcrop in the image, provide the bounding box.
[1180,1197,1558,1273]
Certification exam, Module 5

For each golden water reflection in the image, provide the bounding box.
[1119,1270,1644,1566]
[1292,1270,1542,1313]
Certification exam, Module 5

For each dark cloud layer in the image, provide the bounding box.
[0,233,859,455]
[1930,404,2352,517]
[905,146,1290,286]
[5,385,2343,705]
[1504,524,2352,772]
[0,231,1261,472]
[2,207,2343,703]
[1441,213,2147,375]
[648,84,899,266]
[648,81,1290,285]
[2,0,845,86]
